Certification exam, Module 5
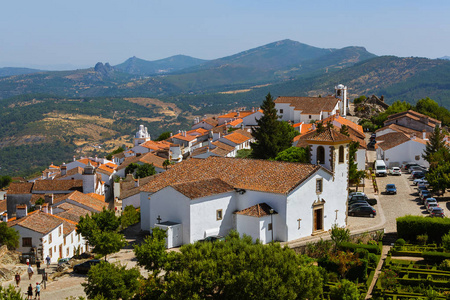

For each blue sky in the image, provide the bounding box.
[1,0,449,69]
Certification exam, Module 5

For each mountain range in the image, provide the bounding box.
[1,39,450,176]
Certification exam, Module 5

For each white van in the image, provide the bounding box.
[375,160,387,177]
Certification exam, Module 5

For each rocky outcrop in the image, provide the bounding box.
[94,62,115,77]
[353,95,389,119]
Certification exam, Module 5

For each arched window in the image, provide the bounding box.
[317,146,325,164]
[339,146,345,163]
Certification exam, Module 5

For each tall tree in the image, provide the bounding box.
[91,231,127,261]
[348,141,366,190]
[0,223,19,250]
[275,147,309,163]
[134,227,168,278]
[251,93,298,159]
[423,125,449,166]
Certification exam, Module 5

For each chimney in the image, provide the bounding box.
[49,205,53,215]
[252,107,255,113]
[16,204,27,219]
[422,130,427,140]
[170,132,173,137]
[61,164,67,176]
[42,203,49,214]
[410,133,416,140]
[73,156,76,162]
[237,111,240,117]
[1,213,7,222]
[312,124,316,130]
[44,194,54,205]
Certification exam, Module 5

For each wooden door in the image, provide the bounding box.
[314,209,323,231]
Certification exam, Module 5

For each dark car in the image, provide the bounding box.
[198,235,225,243]
[430,207,445,218]
[367,140,376,149]
[73,259,106,274]
[411,172,425,179]
[385,184,397,195]
[419,190,431,203]
[349,202,370,211]
[349,195,377,206]
[349,206,376,218]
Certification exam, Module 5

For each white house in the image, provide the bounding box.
[139,127,351,247]
[375,132,429,168]
[8,206,86,263]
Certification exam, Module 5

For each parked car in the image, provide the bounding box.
[403,163,419,172]
[430,207,445,217]
[424,197,437,208]
[348,202,370,211]
[419,190,431,203]
[58,257,72,266]
[389,167,402,176]
[413,178,427,186]
[349,195,377,206]
[198,235,226,243]
[427,202,439,213]
[408,165,426,174]
[73,259,106,274]
[417,181,430,189]
[385,184,397,195]
[348,192,366,200]
[410,171,425,179]
[417,185,428,194]
[348,206,376,218]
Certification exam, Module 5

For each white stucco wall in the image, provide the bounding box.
[122,194,140,210]
[356,149,366,171]
[300,114,321,123]
[381,140,429,168]
[242,111,263,126]
[236,214,261,242]
[190,192,235,243]
[275,103,293,122]
[192,122,214,131]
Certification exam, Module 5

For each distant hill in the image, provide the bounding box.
[114,55,207,75]
[0,67,44,77]
[440,56,450,60]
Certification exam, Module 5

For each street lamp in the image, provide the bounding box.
[269,209,274,243]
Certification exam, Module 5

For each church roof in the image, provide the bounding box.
[141,156,322,195]
[235,203,277,218]
[274,96,339,114]
[170,178,234,199]
[300,127,353,144]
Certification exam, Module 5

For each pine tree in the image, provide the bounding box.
[251,93,298,159]
[423,125,448,167]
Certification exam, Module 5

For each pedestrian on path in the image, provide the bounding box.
[45,255,51,267]
[27,284,33,299]
[14,272,21,287]
[35,282,41,300]
[27,265,34,280]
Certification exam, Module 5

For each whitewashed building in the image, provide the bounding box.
[140,128,351,246]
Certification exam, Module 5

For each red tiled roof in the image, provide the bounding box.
[32,180,83,192]
[170,178,234,199]
[386,110,441,127]
[229,119,243,126]
[117,152,167,170]
[7,182,33,194]
[141,157,322,195]
[222,132,251,145]
[211,141,235,152]
[301,127,353,144]
[140,140,170,151]
[274,96,339,114]
[235,203,276,218]
[0,200,6,212]
[58,191,107,212]
[203,118,218,127]
[218,111,255,119]
[321,115,364,136]
[8,211,63,235]
[376,132,411,150]
[55,202,92,223]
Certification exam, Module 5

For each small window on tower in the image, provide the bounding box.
[309,115,312,119]
[279,109,284,114]
[337,90,341,96]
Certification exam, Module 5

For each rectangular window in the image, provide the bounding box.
[78,234,80,242]
[216,209,223,221]
[59,226,62,237]
[22,238,32,247]
[268,223,273,231]
[49,248,52,257]
[316,179,323,194]
[279,109,284,114]
[66,248,69,257]
[64,237,66,246]
[49,233,52,244]
[71,234,73,244]
[309,115,312,119]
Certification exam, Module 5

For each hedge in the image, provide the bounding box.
[422,251,450,262]
[390,250,423,257]
[397,215,450,243]
[339,242,381,254]
[318,257,368,282]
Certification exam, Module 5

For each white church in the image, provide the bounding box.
[139,126,351,247]
[275,84,348,123]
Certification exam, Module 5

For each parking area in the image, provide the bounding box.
[348,171,450,233]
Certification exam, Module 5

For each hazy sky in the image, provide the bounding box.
[1,0,449,70]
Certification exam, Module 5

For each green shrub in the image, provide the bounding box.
[395,238,406,247]
[347,259,368,282]
[416,234,428,245]
[439,259,450,271]
[339,242,381,254]
[397,215,450,243]
[329,279,360,300]
[368,253,378,268]
[355,248,369,260]
[442,231,450,251]
[422,251,450,262]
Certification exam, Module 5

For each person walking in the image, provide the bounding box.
[14,273,21,287]
[45,255,51,267]
[35,282,41,300]
[27,265,34,280]
[27,284,33,299]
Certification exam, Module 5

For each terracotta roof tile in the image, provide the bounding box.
[59,191,107,212]
[301,127,353,144]
[211,141,236,152]
[376,132,411,150]
[229,119,243,126]
[218,111,254,119]
[203,118,218,127]
[170,178,234,199]
[86,193,105,202]
[141,157,321,195]
[32,179,83,192]
[140,140,170,151]
[51,214,77,236]
[386,110,441,127]
[8,211,63,234]
[7,182,33,194]
[78,158,100,167]
[117,152,167,171]
[210,147,231,156]
[0,200,6,212]
[235,203,276,217]
[321,115,364,136]
[222,132,251,145]
[275,96,339,114]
